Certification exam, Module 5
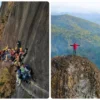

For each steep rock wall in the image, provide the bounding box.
[0,2,49,98]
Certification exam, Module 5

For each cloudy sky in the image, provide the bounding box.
[51,0,100,15]
[0,2,1,7]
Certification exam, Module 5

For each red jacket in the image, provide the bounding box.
[70,43,80,50]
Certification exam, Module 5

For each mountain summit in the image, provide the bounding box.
[51,55,100,98]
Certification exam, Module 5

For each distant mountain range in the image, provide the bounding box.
[52,12,100,25]
[51,14,100,68]
[67,13,100,25]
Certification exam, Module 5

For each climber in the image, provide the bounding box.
[17,41,21,49]
[19,53,23,63]
[11,55,15,62]
[15,53,19,62]
[20,63,25,74]
[15,47,20,54]
[19,47,24,56]
[10,49,15,56]
[18,48,28,63]
[23,48,28,57]
[13,52,19,66]
[24,64,32,79]
[5,45,8,51]
[70,43,80,55]
[19,47,23,53]
[20,63,31,83]
[5,53,11,61]
[4,48,12,61]
[1,50,6,60]
[15,66,22,86]
[20,48,28,62]
[20,63,27,82]
[10,49,16,62]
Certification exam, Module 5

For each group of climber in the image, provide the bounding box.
[16,63,32,85]
[0,41,32,85]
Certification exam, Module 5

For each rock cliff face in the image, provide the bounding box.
[0,2,49,98]
[51,55,100,98]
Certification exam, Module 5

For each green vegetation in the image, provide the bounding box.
[0,82,5,86]
[51,14,100,68]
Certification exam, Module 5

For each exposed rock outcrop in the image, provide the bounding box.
[51,55,100,98]
[0,2,49,98]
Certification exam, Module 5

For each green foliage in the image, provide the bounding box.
[51,14,100,68]
[0,82,5,86]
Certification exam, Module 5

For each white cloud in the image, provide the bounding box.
[51,1,100,15]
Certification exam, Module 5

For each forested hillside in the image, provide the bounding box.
[52,14,100,68]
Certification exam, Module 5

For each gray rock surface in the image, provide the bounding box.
[0,2,49,98]
[52,55,100,98]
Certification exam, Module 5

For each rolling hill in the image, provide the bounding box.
[66,12,100,25]
[51,14,100,68]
